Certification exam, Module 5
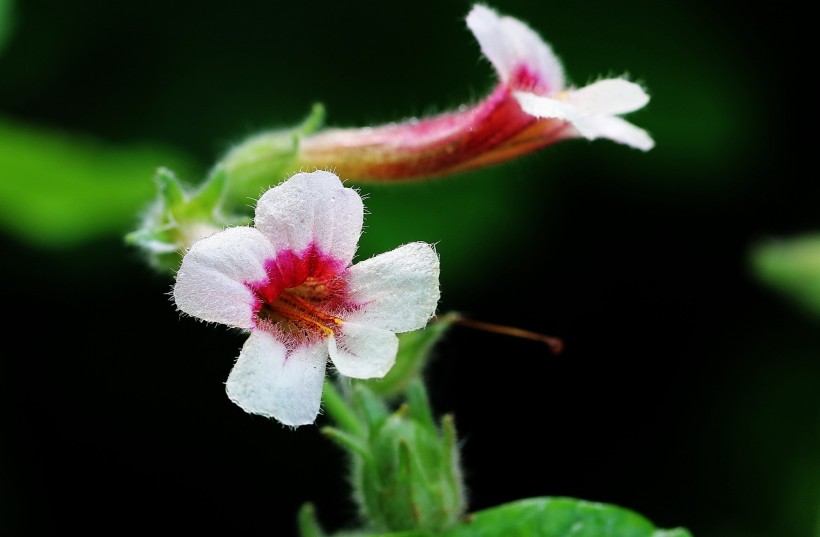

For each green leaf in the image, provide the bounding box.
[750,233,820,317]
[0,0,12,55]
[442,497,674,537]
[356,497,692,537]
[0,117,196,248]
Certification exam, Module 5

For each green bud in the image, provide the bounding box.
[125,167,244,273]
[215,103,325,207]
[350,381,466,533]
[317,319,462,534]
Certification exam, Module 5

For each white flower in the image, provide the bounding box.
[467,4,655,151]
[172,170,441,426]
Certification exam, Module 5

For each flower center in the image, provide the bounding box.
[247,246,355,343]
[261,285,342,338]
[251,269,351,343]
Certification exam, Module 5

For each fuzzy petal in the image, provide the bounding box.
[567,79,650,115]
[467,4,565,90]
[173,226,273,329]
[328,322,399,379]
[254,170,363,266]
[582,114,655,151]
[345,242,440,333]
[513,91,595,139]
[225,331,328,426]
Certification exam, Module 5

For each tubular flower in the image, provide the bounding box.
[295,3,653,182]
[172,170,441,426]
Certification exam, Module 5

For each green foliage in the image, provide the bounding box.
[303,496,692,537]
[0,0,12,54]
[0,117,196,247]
[428,497,692,537]
[310,320,692,537]
[750,233,820,317]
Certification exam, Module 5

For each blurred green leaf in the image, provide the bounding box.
[365,497,692,537]
[750,233,820,317]
[0,0,12,54]
[0,117,197,248]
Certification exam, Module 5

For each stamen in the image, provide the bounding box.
[441,312,564,355]
[267,290,342,337]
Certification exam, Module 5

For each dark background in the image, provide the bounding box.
[1,1,816,536]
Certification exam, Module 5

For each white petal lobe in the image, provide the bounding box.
[568,79,650,115]
[583,115,656,151]
[514,92,596,139]
[329,322,399,379]
[254,170,363,266]
[346,242,441,333]
[173,226,273,329]
[226,332,328,426]
[467,4,565,90]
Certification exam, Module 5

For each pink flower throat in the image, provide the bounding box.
[246,244,356,342]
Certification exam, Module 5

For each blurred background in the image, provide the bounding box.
[1,0,816,536]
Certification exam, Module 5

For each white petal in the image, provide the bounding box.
[345,242,440,333]
[225,331,328,426]
[567,79,650,115]
[173,226,274,329]
[583,114,655,151]
[513,91,596,139]
[254,170,363,266]
[328,322,398,379]
[467,4,565,90]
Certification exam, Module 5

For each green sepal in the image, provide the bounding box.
[405,379,436,433]
[351,382,391,433]
[157,166,185,207]
[125,166,240,273]
[356,383,466,533]
[195,165,230,209]
[322,426,373,461]
[439,414,466,522]
[298,503,328,537]
[323,381,366,437]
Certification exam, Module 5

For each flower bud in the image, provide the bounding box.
[125,167,237,272]
[323,380,466,533]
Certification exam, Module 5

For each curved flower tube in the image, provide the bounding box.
[172,170,441,426]
[295,4,653,182]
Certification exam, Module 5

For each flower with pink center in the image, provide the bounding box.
[172,170,441,426]
[295,4,653,182]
